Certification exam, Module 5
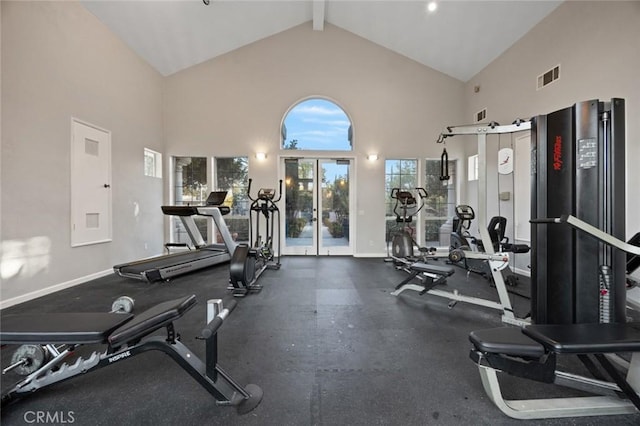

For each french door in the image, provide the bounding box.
[282,158,353,255]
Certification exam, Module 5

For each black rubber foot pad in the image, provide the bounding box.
[236,384,263,415]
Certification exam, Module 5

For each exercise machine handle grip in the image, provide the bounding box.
[246,178,255,201]
[274,179,283,202]
[530,216,566,224]
[532,215,640,256]
[201,298,238,339]
[439,148,450,181]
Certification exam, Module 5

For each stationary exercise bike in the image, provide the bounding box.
[449,205,492,277]
[449,205,529,283]
[229,179,282,296]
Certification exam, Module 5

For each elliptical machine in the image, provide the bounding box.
[387,187,433,265]
[229,179,282,296]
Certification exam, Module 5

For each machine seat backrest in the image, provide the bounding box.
[487,216,507,251]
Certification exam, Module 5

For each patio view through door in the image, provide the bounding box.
[283,158,353,255]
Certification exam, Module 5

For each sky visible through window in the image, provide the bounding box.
[282,99,351,151]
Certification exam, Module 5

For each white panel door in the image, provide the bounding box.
[71,119,112,246]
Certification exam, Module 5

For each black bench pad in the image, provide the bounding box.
[0,313,133,344]
[410,262,455,276]
[469,327,546,358]
[108,295,197,347]
[524,322,640,354]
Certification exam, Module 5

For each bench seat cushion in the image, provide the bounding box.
[0,313,133,344]
[469,327,546,358]
[411,262,455,276]
[108,295,197,347]
[524,322,640,354]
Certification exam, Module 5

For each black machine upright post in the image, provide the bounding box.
[531,98,626,324]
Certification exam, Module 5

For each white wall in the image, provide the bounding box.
[163,22,467,256]
[0,1,164,306]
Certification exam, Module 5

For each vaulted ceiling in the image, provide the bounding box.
[82,0,562,82]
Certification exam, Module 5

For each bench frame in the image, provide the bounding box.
[470,325,640,419]
[391,261,528,326]
[1,296,262,415]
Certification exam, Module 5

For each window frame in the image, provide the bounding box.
[144,148,162,178]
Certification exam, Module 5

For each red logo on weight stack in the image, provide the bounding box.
[553,136,563,171]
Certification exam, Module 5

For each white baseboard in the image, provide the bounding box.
[354,253,385,258]
[512,266,531,277]
[0,269,113,310]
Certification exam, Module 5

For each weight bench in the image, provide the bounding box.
[1,295,262,414]
[469,323,640,419]
[391,261,523,320]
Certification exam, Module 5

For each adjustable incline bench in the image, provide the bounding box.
[0,295,262,414]
[469,323,640,419]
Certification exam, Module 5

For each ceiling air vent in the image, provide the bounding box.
[537,65,560,90]
[475,108,487,123]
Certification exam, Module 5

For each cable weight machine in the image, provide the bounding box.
[438,120,531,326]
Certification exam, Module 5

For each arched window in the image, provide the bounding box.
[281,98,352,151]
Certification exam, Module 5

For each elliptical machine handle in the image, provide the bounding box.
[416,188,428,199]
[247,178,255,201]
[274,179,283,202]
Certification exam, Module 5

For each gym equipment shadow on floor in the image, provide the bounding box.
[2,257,639,425]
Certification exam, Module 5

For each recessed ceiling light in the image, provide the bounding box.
[427,1,438,13]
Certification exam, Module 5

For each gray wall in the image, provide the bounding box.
[1,1,164,306]
[2,1,639,307]
[463,0,640,239]
[163,22,467,256]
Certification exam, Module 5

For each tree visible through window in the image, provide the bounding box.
[172,157,208,245]
[424,159,456,246]
[215,157,249,242]
[385,159,418,244]
[282,98,352,151]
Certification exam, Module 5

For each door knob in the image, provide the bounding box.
[104,184,111,188]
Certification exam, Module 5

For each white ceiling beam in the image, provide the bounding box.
[313,0,325,31]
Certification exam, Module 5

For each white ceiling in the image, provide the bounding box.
[81,0,562,82]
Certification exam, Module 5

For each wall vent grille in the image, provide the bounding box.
[537,65,560,90]
[475,108,487,123]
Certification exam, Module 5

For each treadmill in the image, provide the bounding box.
[114,192,238,282]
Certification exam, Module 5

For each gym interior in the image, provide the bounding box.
[2,1,640,425]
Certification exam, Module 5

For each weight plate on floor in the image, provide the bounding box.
[111,296,135,313]
[10,344,49,376]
